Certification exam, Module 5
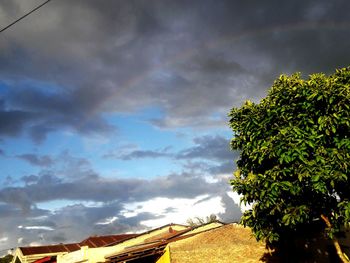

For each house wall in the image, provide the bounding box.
[11,248,68,263]
[155,245,170,263]
[11,248,23,263]
[58,225,187,263]
[57,246,116,263]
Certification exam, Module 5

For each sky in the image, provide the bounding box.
[0,0,350,253]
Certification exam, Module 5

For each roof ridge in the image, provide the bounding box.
[19,242,79,249]
[103,223,188,247]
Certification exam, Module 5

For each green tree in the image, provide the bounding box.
[229,67,350,262]
[186,214,218,227]
[0,254,13,263]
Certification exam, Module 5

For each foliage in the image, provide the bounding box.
[186,214,218,227]
[0,254,13,263]
[228,67,350,248]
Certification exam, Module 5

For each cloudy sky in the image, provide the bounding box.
[0,0,350,253]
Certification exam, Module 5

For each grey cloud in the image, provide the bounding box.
[110,135,235,163]
[163,207,177,213]
[2,87,116,142]
[1,0,348,139]
[106,135,238,175]
[0,204,52,249]
[20,175,39,185]
[107,149,171,160]
[0,202,134,249]
[208,161,237,175]
[16,154,53,167]
[178,135,238,175]
[176,135,233,161]
[193,195,215,205]
[116,212,163,230]
[0,171,225,211]
[182,161,213,174]
[0,171,238,250]
[0,203,23,218]
[50,202,126,236]
[0,109,36,137]
[218,193,242,223]
[1,0,348,251]
[0,161,240,251]
[0,187,32,213]
[2,176,14,186]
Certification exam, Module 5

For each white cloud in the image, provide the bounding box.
[121,195,226,228]
[0,237,8,243]
[17,225,54,231]
[17,237,23,244]
[29,242,43,246]
[203,175,219,184]
[226,191,252,212]
[95,216,118,225]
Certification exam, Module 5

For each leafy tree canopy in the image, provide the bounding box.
[0,254,13,263]
[229,67,350,260]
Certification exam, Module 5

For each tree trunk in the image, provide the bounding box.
[320,214,349,263]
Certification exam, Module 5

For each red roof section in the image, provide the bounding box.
[20,234,137,256]
[104,223,188,247]
[33,256,56,263]
[20,243,80,256]
[79,234,137,248]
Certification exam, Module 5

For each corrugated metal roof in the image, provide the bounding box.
[143,228,188,243]
[104,223,188,247]
[79,234,137,248]
[106,227,194,262]
[106,232,201,263]
[19,234,137,256]
[106,222,226,263]
[20,243,80,256]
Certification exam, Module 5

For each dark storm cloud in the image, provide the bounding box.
[1,0,349,139]
[1,0,349,252]
[0,86,115,142]
[0,108,36,137]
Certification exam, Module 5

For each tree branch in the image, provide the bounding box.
[320,214,349,263]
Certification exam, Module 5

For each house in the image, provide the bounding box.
[157,223,267,263]
[13,221,234,263]
[105,222,225,263]
[11,234,136,263]
[11,243,81,263]
[57,223,189,263]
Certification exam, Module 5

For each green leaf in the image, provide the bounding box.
[312,174,320,182]
[228,66,350,247]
